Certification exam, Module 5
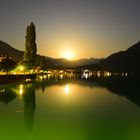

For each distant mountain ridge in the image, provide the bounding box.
[0,41,23,62]
[0,40,101,67]
[101,41,140,73]
[71,41,140,73]
[2,40,139,72]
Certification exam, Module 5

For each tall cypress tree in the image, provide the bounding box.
[24,22,37,65]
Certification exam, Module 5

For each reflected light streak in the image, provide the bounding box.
[64,85,69,96]
[85,73,88,79]
[47,74,51,79]
[19,84,23,95]
[60,74,63,79]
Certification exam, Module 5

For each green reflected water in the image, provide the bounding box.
[0,76,140,140]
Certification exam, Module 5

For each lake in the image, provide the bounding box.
[0,75,140,140]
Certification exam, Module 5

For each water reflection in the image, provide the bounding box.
[19,84,23,95]
[0,75,140,134]
[0,87,17,104]
[35,75,140,108]
[22,84,36,132]
[0,83,36,131]
[60,74,63,79]
[98,77,140,107]
[64,84,70,96]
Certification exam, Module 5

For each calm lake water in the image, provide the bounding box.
[0,75,140,140]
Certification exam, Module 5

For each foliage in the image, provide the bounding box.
[39,56,46,70]
[0,57,16,72]
[24,22,37,65]
[18,60,34,71]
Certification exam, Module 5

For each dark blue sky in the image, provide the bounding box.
[0,0,140,59]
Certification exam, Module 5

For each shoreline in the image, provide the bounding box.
[0,74,36,84]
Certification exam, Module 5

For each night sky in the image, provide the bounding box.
[0,0,140,59]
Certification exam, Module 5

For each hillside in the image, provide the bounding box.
[0,41,23,62]
[0,40,101,67]
[101,41,140,73]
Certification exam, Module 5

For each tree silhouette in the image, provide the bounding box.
[24,22,37,65]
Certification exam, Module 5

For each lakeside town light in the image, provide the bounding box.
[19,66,24,71]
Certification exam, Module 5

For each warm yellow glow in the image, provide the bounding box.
[63,51,74,60]
[19,84,23,95]
[60,74,63,79]
[19,66,24,71]
[64,85,69,96]
[43,75,47,79]
[20,84,23,89]
[47,74,51,79]
[39,75,43,80]
[39,32,110,59]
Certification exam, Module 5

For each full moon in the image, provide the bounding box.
[64,52,74,60]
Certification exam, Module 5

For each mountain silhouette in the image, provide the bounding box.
[101,41,140,73]
[0,41,23,62]
[1,40,140,71]
[0,40,100,67]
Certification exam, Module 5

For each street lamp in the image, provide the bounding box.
[19,65,25,74]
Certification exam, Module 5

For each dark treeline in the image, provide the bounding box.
[0,29,140,74]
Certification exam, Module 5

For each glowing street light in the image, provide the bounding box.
[19,66,24,71]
